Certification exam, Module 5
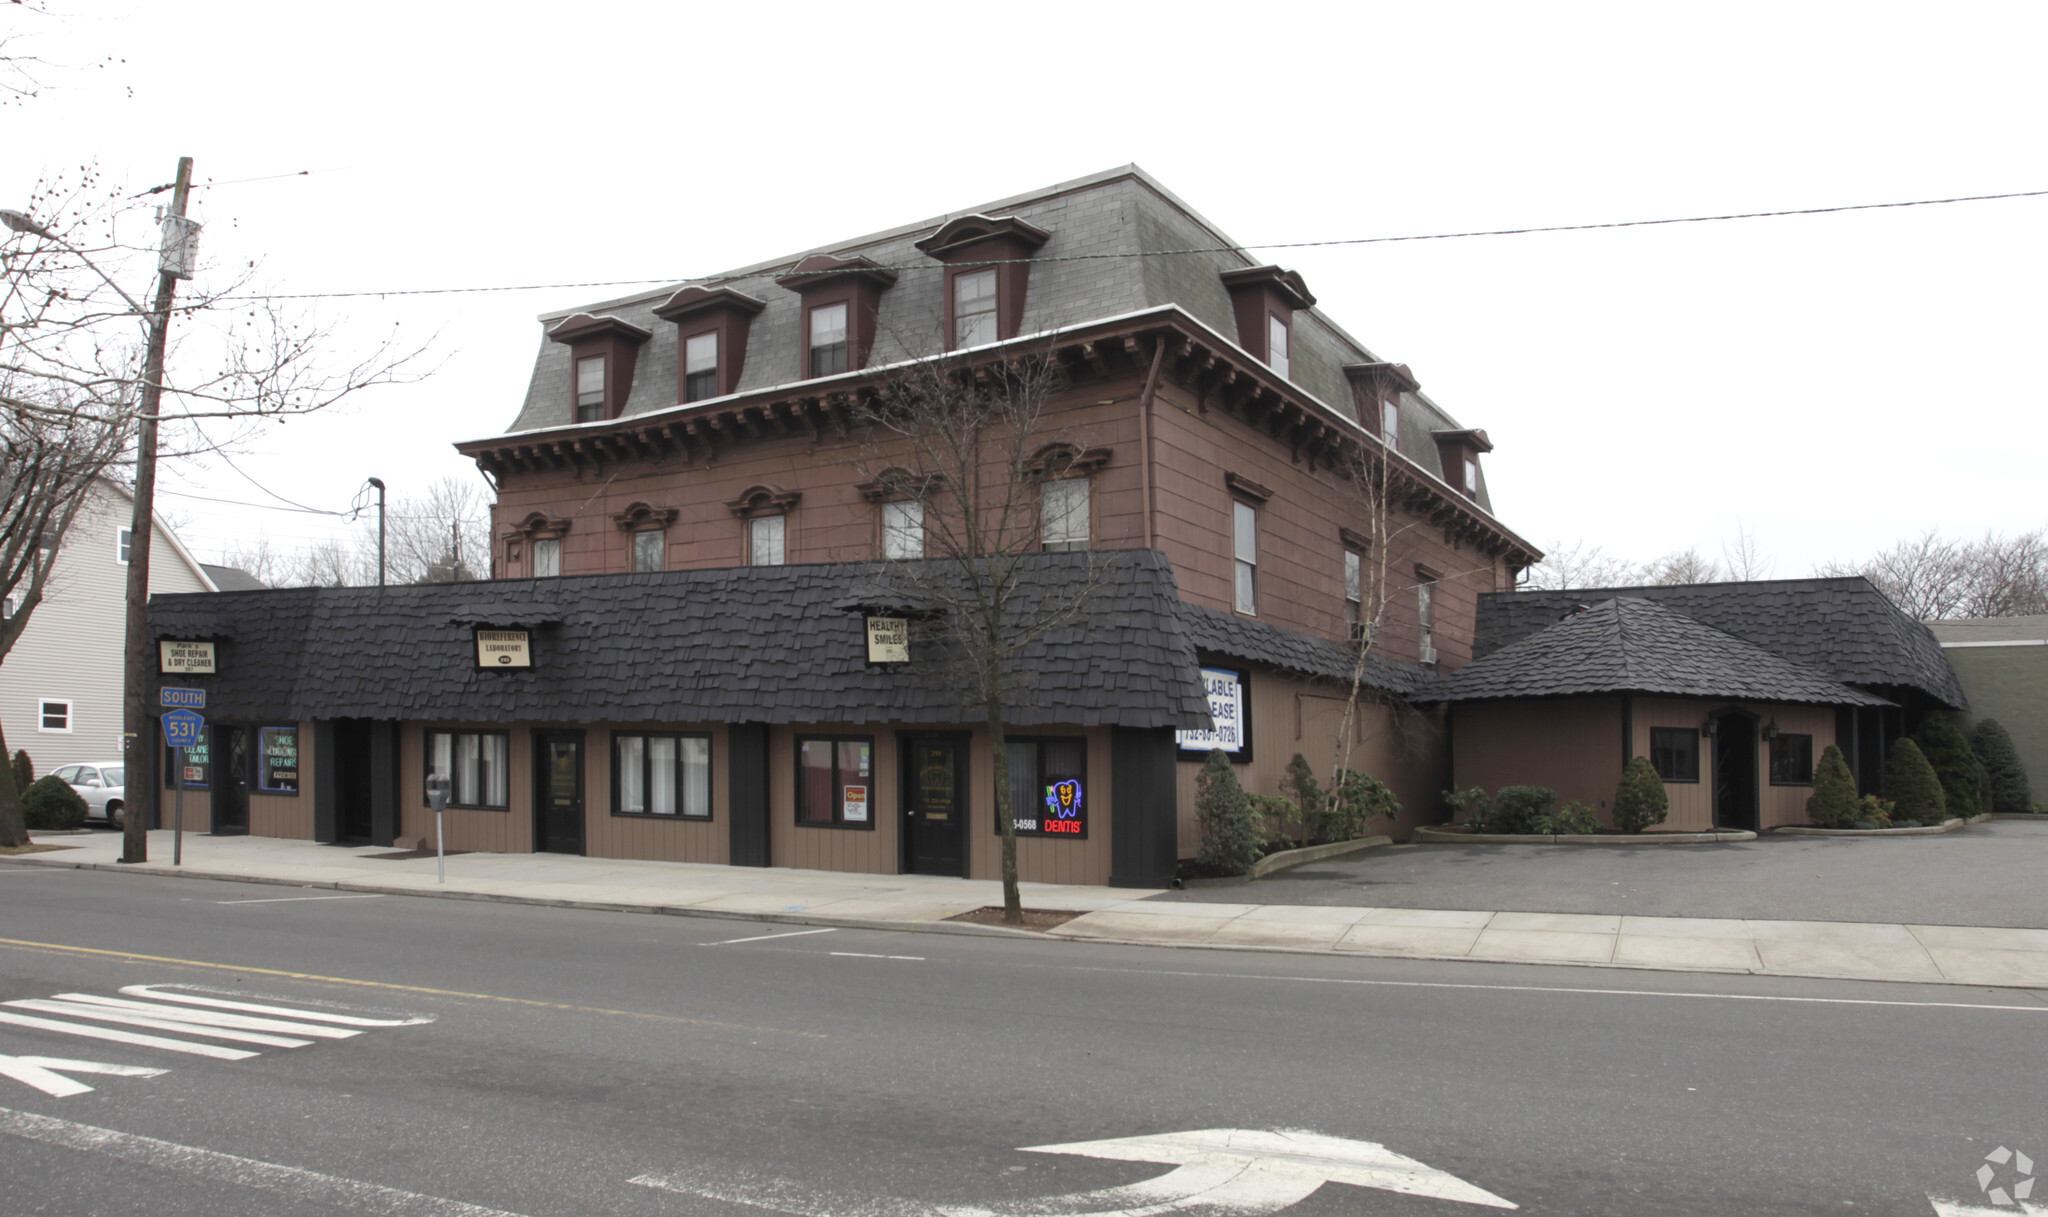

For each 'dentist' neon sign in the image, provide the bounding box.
[1041,779,1084,834]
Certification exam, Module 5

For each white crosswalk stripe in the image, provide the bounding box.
[0,984,434,1096]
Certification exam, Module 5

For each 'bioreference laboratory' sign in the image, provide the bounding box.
[475,629,532,668]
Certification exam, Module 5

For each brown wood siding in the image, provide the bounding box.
[1633,698,1837,831]
[1450,699,1627,817]
[1173,667,1448,855]
[965,725,1114,887]
[399,721,534,854]
[246,719,314,840]
[582,722,730,864]
[768,723,899,875]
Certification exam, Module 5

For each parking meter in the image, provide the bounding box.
[425,773,451,883]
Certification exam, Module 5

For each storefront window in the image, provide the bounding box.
[797,736,872,828]
[1650,727,1700,783]
[613,732,711,818]
[258,727,300,794]
[1001,737,1087,838]
[426,729,510,809]
[1769,733,1814,785]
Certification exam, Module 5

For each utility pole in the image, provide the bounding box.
[368,477,387,586]
[119,155,194,865]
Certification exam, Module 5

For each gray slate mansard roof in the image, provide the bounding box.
[494,165,1489,509]
[1434,597,1893,708]
[1475,577,1965,709]
[148,551,1226,730]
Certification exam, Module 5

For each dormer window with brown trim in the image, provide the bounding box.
[652,286,766,404]
[1430,428,1494,502]
[1342,362,1420,449]
[548,312,653,424]
[915,214,1050,351]
[1220,265,1314,376]
[776,254,898,380]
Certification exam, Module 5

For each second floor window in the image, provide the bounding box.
[954,269,998,347]
[684,332,718,402]
[576,355,606,421]
[632,529,664,573]
[882,500,923,560]
[1234,501,1257,615]
[1417,573,1436,660]
[1041,479,1089,552]
[1268,314,1290,379]
[1381,398,1399,448]
[117,527,133,563]
[809,303,848,377]
[1345,549,1362,638]
[533,538,561,578]
[750,514,786,566]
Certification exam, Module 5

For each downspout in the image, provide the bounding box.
[1137,336,1166,550]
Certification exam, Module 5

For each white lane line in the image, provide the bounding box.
[55,994,360,1039]
[0,1010,257,1060]
[706,927,839,946]
[1063,965,2048,1014]
[215,893,387,905]
[0,1055,166,1099]
[4,1001,314,1049]
[0,1105,539,1216]
[121,985,433,1027]
[830,952,925,962]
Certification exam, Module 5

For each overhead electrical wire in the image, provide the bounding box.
[207,186,2048,304]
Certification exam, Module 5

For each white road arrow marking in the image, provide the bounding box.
[1928,1198,2048,1215]
[0,1009,258,1060]
[6,999,318,1048]
[0,1056,166,1098]
[53,993,362,1038]
[119,985,433,1026]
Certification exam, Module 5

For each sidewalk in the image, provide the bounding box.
[11,831,2048,990]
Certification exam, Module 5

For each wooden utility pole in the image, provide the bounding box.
[119,155,193,865]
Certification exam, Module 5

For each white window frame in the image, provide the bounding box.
[1267,313,1290,379]
[1041,478,1090,552]
[425,729,510,810]
[117,527,133,564]
[684,331,719,402]
[576,355,606,415]
[1345,549,1362,637]
[749,514,786,566]
[1463,456,1479,495]
[533,537,561,578]
[881,500,923,560]
[631,529,664,573]
[1382,399,1399,448]
[1417,575,1436,661]
[38,698,75,733]
[808,303,849,376]
[953,269,999,348]
[1233,500,1258,616]
[613,732,713,819]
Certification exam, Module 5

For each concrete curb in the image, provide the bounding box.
[1413,827,1757,845]
[1775,818,1967,837]
[1246,836,1391,879]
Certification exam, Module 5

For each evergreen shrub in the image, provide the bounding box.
[1806,745,1860,828]
[1970,719,2033,814]
[20,775,87,831]
[1881,739,1947,825]
[1488,785,1558,834]
[1913,717,1982,820]
[1196,750,1263,874]
[1325,769,1402,840]
[1612,756,1670,833]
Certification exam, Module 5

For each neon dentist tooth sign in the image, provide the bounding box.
[1042,779,1084,835]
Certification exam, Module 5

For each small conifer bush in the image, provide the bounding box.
[1881,738,1947,825]
[1196,750,1263,874]
[1806,744,1860,828]
[20,774,88,831]
[1612,755,1670,832]
[1970,719,2033,814]
[9,750,32,796]
[1913,717,1983,820]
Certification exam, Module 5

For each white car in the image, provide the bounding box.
[52,762,126,829]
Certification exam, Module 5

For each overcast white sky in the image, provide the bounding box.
[6,1,2044,580]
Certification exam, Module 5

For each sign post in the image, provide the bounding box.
[160,708,205,866]
[425,773,450,883]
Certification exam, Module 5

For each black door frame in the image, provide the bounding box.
[531,729,587,856]
[1710,707,1760,832]
[899,732,970,879]
[211,723,251,835]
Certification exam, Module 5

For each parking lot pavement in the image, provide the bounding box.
[1153,820,2048,929]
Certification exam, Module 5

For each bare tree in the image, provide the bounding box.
[1521,539,1642,590]
[852,347,1111,925]
[1720,522,1774,581]
[1642,546,1721,586]
[1820,527,2048,619]
[382,476,491,585]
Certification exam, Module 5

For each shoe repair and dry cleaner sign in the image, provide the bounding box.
[475,629,532,668]
[158,640,216,675]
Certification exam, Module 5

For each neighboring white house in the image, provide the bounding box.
[0,480,218,773]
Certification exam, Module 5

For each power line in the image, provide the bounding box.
[213,186,2048,304]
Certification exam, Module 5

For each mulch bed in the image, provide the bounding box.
[944,906,1084,932]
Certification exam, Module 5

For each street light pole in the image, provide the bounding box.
[367,477,387,587]
[119,155,195,865]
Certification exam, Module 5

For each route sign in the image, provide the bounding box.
[159,687,206,710]
[161,709,206,748]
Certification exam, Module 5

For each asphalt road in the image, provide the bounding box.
[1,862,2044,1217]
[1158,821,2048,928]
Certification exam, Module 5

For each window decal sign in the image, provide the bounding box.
[1177,666,1250,760]
[842,785,869,822]
[1043,779,1083,834]
[259,727,299,794]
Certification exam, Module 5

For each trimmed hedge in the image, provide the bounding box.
[1881,739,1947,825]
[1913,717,1982,820]
[1971,719,2033,814]
[21,774,88,831]
[1612,756,1670,833]
[1806,744,1860,828]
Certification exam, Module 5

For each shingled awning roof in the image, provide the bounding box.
[1475,577,1963,709]
[1432,597,1893,707]
[148,550,1215,730]
[1172,600,1435,697]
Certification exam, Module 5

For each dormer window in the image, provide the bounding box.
[576,356,606,421]
[684,333,718,403]
[954,269,998,347]
[1464,456,1479,495]
[1220,265,1314,371]
[1430,428,1494,502]
[809,303,849,377]
[1267,314,1290,380]
[1343,362,1420,450]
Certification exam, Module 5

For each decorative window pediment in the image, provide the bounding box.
[855,467,946,503]
[547,313,654,345]
[509,512,571,542]
[726,484,801,519]
[651,286,767,323]
[912,213,1051,260]
[612,501,679,532]
[773,253,900,293]
[1339,526,1373,553]
[1224,471,1274,504]
[1024,442,1113,481]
